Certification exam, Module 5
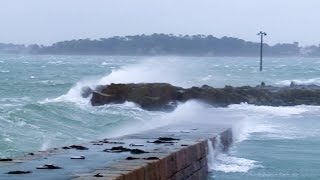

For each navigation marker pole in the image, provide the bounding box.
[257,31,267,71]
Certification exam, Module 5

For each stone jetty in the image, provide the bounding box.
[89,83,320,111]
[0,123,232,180]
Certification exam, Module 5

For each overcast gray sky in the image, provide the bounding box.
[0,0,319,45]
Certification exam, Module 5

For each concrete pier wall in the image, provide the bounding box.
[74,126,233,180]
[0,124,232,180]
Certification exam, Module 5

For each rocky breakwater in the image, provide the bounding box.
[88,83,320,110]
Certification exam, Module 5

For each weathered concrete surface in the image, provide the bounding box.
[89,83,320,110]
[0,123,232,180]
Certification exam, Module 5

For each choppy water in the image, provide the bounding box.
[1,54,320,179]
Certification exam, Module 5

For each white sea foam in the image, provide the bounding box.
[46,59,190,105]
[48,61,64,65]
[97,59,185,86]
[228,103,308,117]
[200,75,212,81]
[96,99,316,143]
[223,103,313,142]
[276,78,320,86]
[211,154,262,173]
[40,140,51,151]
[103,100,229,138]
[4,137,12,142]
[207,139,261,173]
[101,62,112,66]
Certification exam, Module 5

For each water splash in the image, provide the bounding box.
[40,140,51,151]
[207,138,262,173]
[276,78,320,86]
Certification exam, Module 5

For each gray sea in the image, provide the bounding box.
[1,54,320,179]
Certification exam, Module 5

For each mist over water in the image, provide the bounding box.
[1,54,320,179]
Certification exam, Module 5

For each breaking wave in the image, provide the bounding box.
[207,139,262,174]
[276,78,320,86]
[43,59,193,104]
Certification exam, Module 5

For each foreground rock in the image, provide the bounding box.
[89,83,320,110]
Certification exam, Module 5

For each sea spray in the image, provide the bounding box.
[40,140,51,151]
[48,58,217,105]
[207,136,223,170]
[207,137,261,174]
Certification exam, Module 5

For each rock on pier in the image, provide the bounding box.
[89,83,320,111]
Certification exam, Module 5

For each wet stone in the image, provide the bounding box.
[126,157,140,160]
[147,140,175,144]
[104,146,148,154]
[158,137,180,141]
[7,171,32,174]
[99,139,125,144]
[92,143,103,146]
[143,157,159,160]
[71,155,85,160]
[93,173,104,177]
[69,145,89,150]
[0,158,13,162]
[129,144,144,147]
[130,149,148,154]
[36,164,62,169]
[103,146,131,153]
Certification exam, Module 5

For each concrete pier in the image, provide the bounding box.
[0,123,232,180]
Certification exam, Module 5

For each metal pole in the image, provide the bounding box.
[257,31,266,72]
[260,34,263,71]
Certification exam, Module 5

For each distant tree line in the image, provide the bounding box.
[1,34,320,56]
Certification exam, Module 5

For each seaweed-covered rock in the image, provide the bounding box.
[90,83,320,110]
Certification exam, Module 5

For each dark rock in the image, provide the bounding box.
[92,143,103,146]
[130,149,148,154]
[158,137,180,141]
[36,164,62,169]
[90,83,320,110]
[69,145,89,150]
[129,143,144,147]
[147,137,179,144]
[104,146,148,154]
[97,139,124,145]
[7,171,32,174]
[143,157,159,160]
[126,157,140,160]
[94,173,104,177]
[103,146,131,153]
[147,140,174,144]
[70,155,85,159]
[0,158,12,161]
[104,141,125,145]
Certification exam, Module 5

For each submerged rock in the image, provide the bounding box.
[89,83,320,110]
